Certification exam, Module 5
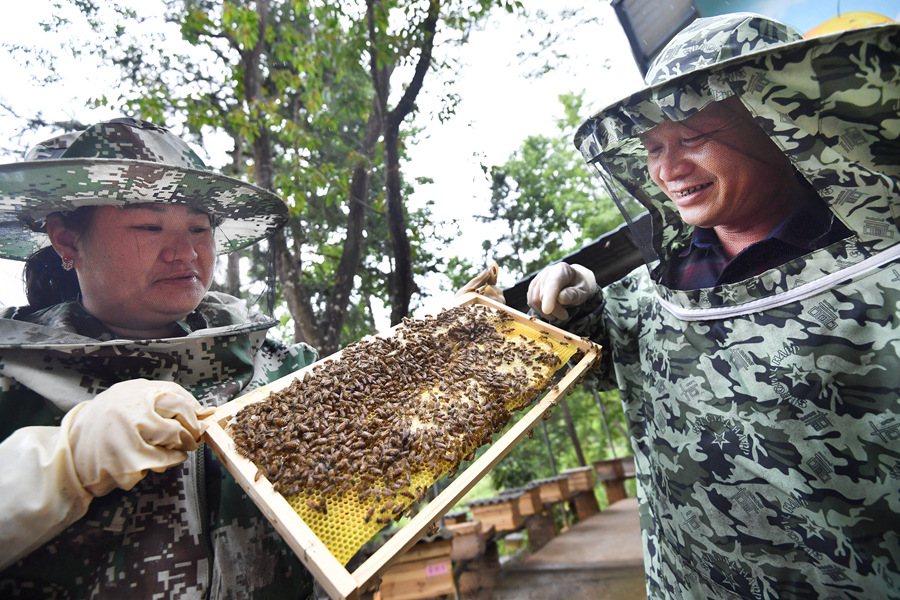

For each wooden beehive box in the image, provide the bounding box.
[442,510,469,527]
[621,454,636,478]
[456,541,501,596]
[594,457,626,481]
[515,484,543,517]
[534,475,572,504]
[446,520,488,561]
[496,484,542,517]
[467,492,524,533]
[562,466,596,493]
[202,294,601,600]
[571,490,600,520]
[593,457,632,505]
[523,507,557,551]
[375,539,455,600]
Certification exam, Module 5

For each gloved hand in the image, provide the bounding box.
[527,262,596,320]
[0,379,214,569]
[455,262,506,304]
[65,379,215,497]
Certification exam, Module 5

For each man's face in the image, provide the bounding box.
[641,97,797,231]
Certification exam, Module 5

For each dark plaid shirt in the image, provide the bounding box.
[661,197,853,290]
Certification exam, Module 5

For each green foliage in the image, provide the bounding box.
[490,385,630,490]
[221,2,260,48]
[477,92,623,282]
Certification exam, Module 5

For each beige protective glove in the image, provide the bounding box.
[66,379,215,497]
[0,379,213,569]
[455,262,506,304]
[527,262,596,320]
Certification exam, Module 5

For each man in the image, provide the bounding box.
[527,13,900,599]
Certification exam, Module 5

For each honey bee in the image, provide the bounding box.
[227,303,574,534]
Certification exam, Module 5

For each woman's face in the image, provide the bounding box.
[68,204,215,336]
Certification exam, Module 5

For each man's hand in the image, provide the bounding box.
[455,262,505,304]
[65,379,215,496]
[527,263,596,320]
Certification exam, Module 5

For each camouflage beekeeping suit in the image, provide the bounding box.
[563,13,900,599]
[0,292,318,599]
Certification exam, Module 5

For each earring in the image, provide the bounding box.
[61,256,75,271]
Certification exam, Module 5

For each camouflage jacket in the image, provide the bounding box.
[0,292,318,600]
[565,15,900,600]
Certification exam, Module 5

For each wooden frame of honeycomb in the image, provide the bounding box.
[202,293,601,600]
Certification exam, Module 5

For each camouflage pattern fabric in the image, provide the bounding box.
[0,118,290,260]
[556,13,900,600]
[0,292,319,600]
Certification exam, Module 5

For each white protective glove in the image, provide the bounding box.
[455,262,506,304]
[0,379,213,569]
[67,379,214,496]
[527,262,596,321]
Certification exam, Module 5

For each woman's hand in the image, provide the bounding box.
[527,263,596,320]
[65,379,215,496]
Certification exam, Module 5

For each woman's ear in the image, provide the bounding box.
[45,213,81,261]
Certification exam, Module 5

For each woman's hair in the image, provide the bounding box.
[24,206,96,309]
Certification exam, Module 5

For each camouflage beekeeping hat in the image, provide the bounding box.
[574,13,810,163]
[0,117,290,260]
[642,12,803,88]
[575,11,900,158]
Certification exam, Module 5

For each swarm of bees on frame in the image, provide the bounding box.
[227,303,575,564]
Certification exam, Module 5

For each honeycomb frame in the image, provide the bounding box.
[202,293,602,600]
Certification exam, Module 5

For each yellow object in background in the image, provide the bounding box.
[804,11,895,37]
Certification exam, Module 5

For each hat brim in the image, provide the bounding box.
[0,158,289,260]
[575,23,900,151]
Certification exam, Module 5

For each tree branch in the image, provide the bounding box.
[388,0,440,127]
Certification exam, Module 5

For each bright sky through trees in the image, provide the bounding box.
[0,1,643,310]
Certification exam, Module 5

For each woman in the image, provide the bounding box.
[0,118,318,599]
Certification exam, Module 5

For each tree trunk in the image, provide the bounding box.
[368,0,440,325]
[382,122,414,325]
[223,251,241,296]
[245,0,272,188]
[558,397,587,467]
[222,127,246,297]
[240,0,318,346]
[318,108,382,354]
[272,227,318,348]
[242,0,318,342]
